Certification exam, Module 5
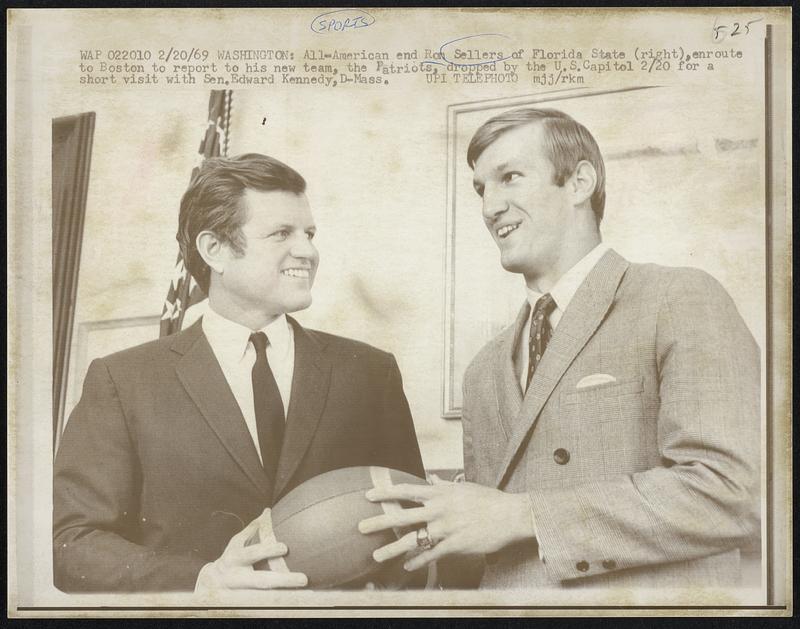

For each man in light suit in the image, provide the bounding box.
[54,154,425,592]
[361,108,760,588]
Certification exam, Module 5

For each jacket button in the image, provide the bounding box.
[553,448,570,465]
[602,559,616,570]
[576,560,589,572]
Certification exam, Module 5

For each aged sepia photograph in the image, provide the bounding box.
[8,7,792,618]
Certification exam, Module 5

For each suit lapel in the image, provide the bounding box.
[492,302,529,438]
[493,249,630,489]
[273,318,332,500]
[172,320,271,496]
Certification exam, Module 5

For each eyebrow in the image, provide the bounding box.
[256,223,293,234]
[252,223,297,236]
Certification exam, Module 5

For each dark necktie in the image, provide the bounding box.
[526,293,557,391]
[249,332,285,492]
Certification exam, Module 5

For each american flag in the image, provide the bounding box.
[160,90,233,337]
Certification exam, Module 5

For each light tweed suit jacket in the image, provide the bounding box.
[462,249,760,589]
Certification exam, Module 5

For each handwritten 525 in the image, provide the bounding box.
[712,17,763,42]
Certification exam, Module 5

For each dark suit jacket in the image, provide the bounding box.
[53,317,425,592]
[462,249,760,588]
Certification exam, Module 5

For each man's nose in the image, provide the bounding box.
[290,234,318,260]
[482,184,508,222]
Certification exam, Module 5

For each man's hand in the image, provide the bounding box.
[358,478,536,572]
[195,509,307,592]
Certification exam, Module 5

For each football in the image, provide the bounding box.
[253,466,428,589]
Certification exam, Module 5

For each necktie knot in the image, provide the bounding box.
[249,331,269,355]
[533,293,556,320]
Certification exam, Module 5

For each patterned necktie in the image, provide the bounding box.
[526,293,557,390]
[249,332,285,494]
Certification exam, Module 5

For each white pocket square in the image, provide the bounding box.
[576,373,617,389]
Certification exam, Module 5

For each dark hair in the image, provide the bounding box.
[467,107,606,221]
[177,153,306,293]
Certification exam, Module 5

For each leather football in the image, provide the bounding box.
[253,466,428,589]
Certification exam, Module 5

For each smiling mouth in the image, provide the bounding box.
[281,268,311,279]
[496,223,521,239]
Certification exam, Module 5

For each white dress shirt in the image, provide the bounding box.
[202,306,295,464]
[516,242,610,391]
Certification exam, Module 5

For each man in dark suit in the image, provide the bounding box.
[53,153,425,592]
[360,107,759,589]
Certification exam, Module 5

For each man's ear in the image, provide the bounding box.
[570,160,597,208]
[195,231,226,275]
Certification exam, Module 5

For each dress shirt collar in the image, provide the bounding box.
[202,305,292,366]
[526,242,610,312]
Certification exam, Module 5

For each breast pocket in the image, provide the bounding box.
[561,376,644,408]
[557,376,650,476]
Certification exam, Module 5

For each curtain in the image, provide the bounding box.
[52,112,95,451]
